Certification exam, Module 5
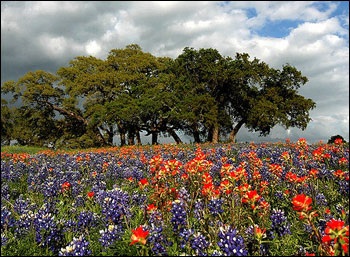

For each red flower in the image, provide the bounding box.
[61,182,71,192]
[339,157,348,165]
[130,226,149,245]
[322,235,333,244]
[146,204,157,212]
[138,178,149,188]
[334,169,345,179]
[87,191,94,199]
[254,225,266,241]
[242,190,261,210]
[291,194,312,212]
[322,219,349,255]
[246,190,261,202]
[334,138,343,144]
[305,252,315,256]
[325,219,345,232]
[309,168,318,178]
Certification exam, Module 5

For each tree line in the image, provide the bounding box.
[1,44,316,148]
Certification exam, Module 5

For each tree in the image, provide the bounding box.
[57,55,113,147]
[1,44,316,147]
[172,47,229,143]
[1,99,13,145]
[1,70,66,146]
[227,56,316,142]
[173,48,316,143]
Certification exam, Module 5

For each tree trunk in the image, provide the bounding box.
[207,126,213,142]
[117,122,126,146]
[229,120,245,143]
[128,130,135,145]
[106,128,114,146]
[167,128,182,144]
[96,127,108,146]
[151,131,158,145]
[212,123,219,143]
[120,133,126,146]
[192,124,201,143]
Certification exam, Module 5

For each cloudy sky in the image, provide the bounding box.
[1,1,349,144]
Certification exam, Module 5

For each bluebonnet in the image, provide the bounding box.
[194,199,204,220]
[179,227,194,249]
[99,224,123,248]
[42,180,59,197]
[315,193,328,206]
[210,162,223,187]
[303,224,313,234]
[218,225,248,256]
[178,187,190,203]
[146,210,172,256]
[211,250,224,256]
[1,205,15,230]
[170,200,187,232]
[77,211,98,232]
[98,188,131,225]
[147,225,169,255]
[1,183,10,201]
[91,181,107,192]
[317,219,328,233]
[131,192,147,208]
[337,180,349,195]
[62,219,77,233]
[270,208,291,237]
[190,232,210,256]
[1,205,15,247]
[208,198,224,217]
[274,190,284,200]
[15,211,35,236]
[13,195,32,215]
[33,204,62,253]
[59,235,91,256]
[72,195,85,208]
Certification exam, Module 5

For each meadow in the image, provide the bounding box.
[1,138,349,256]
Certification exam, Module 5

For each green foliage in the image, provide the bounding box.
[1,44,316,148]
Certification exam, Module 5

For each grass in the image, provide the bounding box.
[1,145,50,154]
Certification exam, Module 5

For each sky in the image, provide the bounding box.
[1,1,349,144]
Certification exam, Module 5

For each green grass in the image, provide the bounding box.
[1,145,49,154]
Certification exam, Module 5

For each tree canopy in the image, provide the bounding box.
[1,44,316,148]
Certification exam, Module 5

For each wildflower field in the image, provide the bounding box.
[1,138,349,256]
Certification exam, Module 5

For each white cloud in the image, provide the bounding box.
[1,1,349,143]
[85,40,102,56]
[39,35,68,58]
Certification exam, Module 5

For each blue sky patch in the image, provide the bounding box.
[245,8,257,19]
[255,19,302,38]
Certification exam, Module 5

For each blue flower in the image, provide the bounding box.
[99,224,123,248]
[208,198,224,216]
[170,200,187,232]
[270,208,291,237]
[218,225,247,256]
[59,235,91,256]
[191,232,210,256]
